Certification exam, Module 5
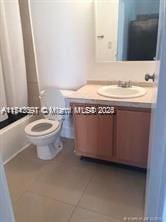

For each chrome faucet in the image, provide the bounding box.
[118,80,132,88]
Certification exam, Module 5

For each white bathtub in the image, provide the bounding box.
[0,115,33,164]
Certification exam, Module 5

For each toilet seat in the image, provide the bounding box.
[25,119,60,137]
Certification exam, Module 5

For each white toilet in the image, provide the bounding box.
[25,87,66,160]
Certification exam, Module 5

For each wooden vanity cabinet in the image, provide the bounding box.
[72,103,151,168]
[115,109,151,168]
[72,104,114,161]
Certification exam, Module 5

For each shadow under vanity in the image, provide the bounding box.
[66,84,154,169]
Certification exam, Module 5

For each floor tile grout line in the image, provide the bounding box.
[76,174,96,205]
[25,190,76,208]
[9,150,98,208]
[11,165,47,205]
[22,149,94,222]
[6,139,145,222]
[67,172,96,222]
[67,165,137,222]
[14,190,76,222]
[9,156,69,207]
[13,189,30,206]
[66,205,77,222]
[77,205,122,221]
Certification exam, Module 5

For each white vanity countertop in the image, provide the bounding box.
[65,84,157,109]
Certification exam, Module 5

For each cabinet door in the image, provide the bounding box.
[74,111,99,156]
[116,110,151,168]
[73,104,114,160]
[98,114,114,159]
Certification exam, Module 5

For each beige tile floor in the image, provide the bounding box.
[5,139,146,222]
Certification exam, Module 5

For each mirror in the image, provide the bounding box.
[95,0,160,62]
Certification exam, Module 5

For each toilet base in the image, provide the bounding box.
[36,138,63,160]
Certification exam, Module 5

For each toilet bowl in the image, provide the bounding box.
[25,119,63,160]
[25,87,66,160]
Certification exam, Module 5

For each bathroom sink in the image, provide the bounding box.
[97,85,147,99]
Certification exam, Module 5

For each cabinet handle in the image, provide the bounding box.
[145,73,155,82]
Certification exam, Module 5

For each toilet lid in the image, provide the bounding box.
[25,119,60,137]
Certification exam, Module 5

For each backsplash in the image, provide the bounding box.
[88,61,157,83]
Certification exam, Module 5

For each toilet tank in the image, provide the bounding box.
[40,87,65,121]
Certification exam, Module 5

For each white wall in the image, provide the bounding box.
[89,61,156,82]
[29,0,93,90]
[29,0,156,90]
